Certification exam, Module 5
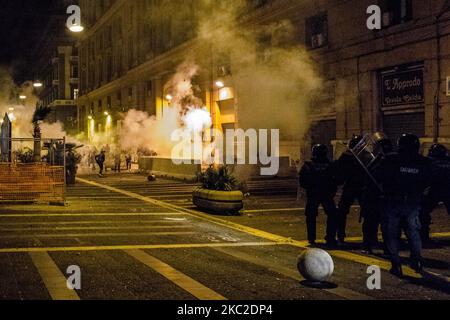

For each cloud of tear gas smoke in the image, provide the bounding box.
[104,1,322,165]
[119,61,212,158]
[196,0,322,153]
[126,1,321,162]
[0,67,80,148]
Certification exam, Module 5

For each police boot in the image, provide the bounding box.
[390,264,404,278]
[410,260,424,274]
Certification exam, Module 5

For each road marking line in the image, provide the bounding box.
[125,249,227,300]
[29,252,79,300]
[328,250,421,279]
[0,242,278,254]
[0,226,191,231]
[0,220,188,226]
[316,233,450,243]
[243,208,305,213]
[0,232,196,239]
[428,232,450,238]
[213,247,372,300]
[242,205,362,214]
[0,212,184,218]
[76,178,450,285]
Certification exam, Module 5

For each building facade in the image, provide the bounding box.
[77,0,450,161]
[34,2,80,136]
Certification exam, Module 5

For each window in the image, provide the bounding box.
[379,0,413,27]
[71,64,79,78]
[107,96,112,109]
[305,13,328,49]
[73,89,79,100]
[98,99,103,113]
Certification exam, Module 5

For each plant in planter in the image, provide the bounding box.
[193,165,244,215]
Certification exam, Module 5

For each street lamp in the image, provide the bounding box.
[165,94,173,101]
[33,81,43,88]
[69,25,84,33]
[19,95,27,100]
[215,80,225,88]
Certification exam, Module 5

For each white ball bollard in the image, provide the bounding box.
[297,248,335,283]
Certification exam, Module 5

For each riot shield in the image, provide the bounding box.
[347,134,384,193]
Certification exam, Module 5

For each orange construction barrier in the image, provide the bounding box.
[0,163,65,204]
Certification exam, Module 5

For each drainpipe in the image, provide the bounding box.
[434,17,442,143]
[357,56,363,135]
[434,1,450,143]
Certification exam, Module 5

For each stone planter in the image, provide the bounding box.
[193,188,244,214]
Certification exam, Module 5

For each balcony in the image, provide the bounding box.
[49,100,76,107]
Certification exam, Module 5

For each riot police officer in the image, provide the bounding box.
[361,133,393,253]
[376,134,432,277]
[420,144,450,243]
[335,135,365,244]
[299,144,338,247]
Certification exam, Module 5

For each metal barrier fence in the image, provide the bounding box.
[0,137,66,204]
[0,163,65,203]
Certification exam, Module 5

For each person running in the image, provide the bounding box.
[95,150,106,177]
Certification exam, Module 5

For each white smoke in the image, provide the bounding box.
[119,61,212,158]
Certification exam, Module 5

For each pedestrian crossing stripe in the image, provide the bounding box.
[0,225,191,231]
[125,249,227,300]
[29,252,80,300]
[0,242,279,253]
[0,212,185,218]
[0,231,196,239]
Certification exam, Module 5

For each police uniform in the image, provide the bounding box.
[376,135,432,275]
[361,135,393,253]
[299,146,338,246]
[420,152,450,242]
[335,148,366,242]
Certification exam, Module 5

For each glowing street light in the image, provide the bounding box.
[8,107,14,112]
[33,81,43,88]
[215,80,225,88]
[69,25,84,33]
[88,115,93,120]
[104,111,109,116]
[19,95,27,100]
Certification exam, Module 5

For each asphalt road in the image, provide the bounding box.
[0,172,449,300]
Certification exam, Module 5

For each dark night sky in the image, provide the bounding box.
[0,0,63,82]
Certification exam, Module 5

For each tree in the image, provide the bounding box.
[32,105,52,162]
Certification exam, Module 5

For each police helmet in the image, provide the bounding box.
[373,132,393,154]
[428,144,448,159]
[348,135,363,149]
[398,134,420,155]
[312,144,328,160]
